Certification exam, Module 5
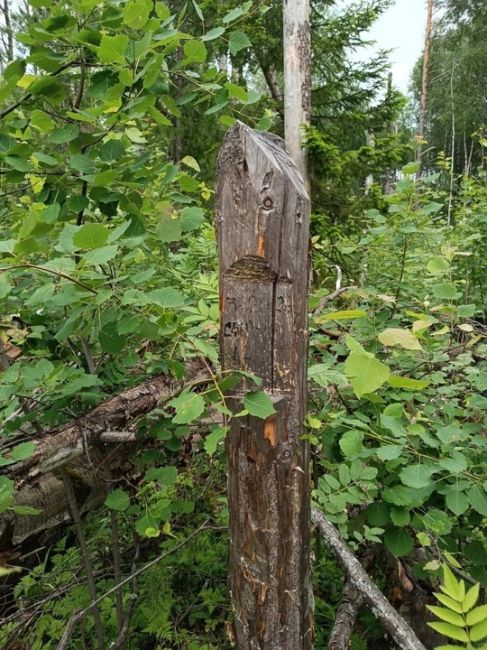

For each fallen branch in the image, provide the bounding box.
[1,360,211,545]
[311,509,427,650]
[313,265,356,318]
[327,546,376,650]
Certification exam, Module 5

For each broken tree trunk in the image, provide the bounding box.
[216,121,313,649]
[0,360,209,546]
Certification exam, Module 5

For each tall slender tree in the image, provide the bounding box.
[416,0,434,175]
[283,0,311,190]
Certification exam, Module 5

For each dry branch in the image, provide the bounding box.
[311,509,427,650]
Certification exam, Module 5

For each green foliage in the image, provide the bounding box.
[429,565,487,649]
[309,172,487,577]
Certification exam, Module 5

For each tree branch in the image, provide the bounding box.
[311,509,427,650]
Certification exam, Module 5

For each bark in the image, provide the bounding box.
[311,509,427,650]
[0,361,209,546]
[327,547,375,650]
[283,0,311,189]
[217,121,312,649]
[416,0,434,176]
[328,582,363,650]
[1,0,14,64]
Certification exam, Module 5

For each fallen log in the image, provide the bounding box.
[311,509,427,650]
[1,361,210,546]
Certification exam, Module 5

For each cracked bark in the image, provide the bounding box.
[217,121,313,649]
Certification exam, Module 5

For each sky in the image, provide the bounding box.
[343,0,427,94]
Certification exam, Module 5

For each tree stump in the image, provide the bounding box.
[216,121,313,649]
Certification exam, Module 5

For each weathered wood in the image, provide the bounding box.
[283,0,311,188]
[0,361,209,545]
[216,121,313,649]
[312,509,427,650]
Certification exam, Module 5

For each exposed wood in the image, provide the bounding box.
[217,121,312,649]
[283,0,311,188]
[311,509,427,650]
[416,0,434,176]
[0,361,210,545]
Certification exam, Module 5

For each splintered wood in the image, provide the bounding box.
[216,122,313,649]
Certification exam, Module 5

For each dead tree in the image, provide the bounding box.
[216,121,313,649]
[283,0,311,189]
[416,0,434,176]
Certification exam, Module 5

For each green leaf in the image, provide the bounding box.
[223,6,244,22]
[73,223,109,249]
[344,346,390,398]
[424,509,453,535]
[181,206,204,232]
[462,583,480,613]
[50,124,79,143]
[181,155,200,172]
[202,27,225,41]
[432,282,459,300]
[376,444,404,460]
[99,324,125,353]
[68,153,94,174]
[0,476,14,514]
[466,604,487,626]
[98,34,129,64]
[12,505,42,515]
[468,485,487,516]
[445,489,469,516]
[146,287,186,308]
[83,245,118,265]
[426,606,465,627]
[156,216,182,242]
[378,328,422,350]
[308,364,347,388]
[228,30,251,55]
[388,375,429,390]
[183,39,207,63]
[427,256,450,274]
[402,161,420,175]
[105,489,130,512]
[470,618,487,643]
[318,309,367,323]
[4,156,33,172]
[390,508,410,527]
[99,139,125,162]
[384,528,414,557]
[339,431,364,458]
[435,646,469,650]
[225,82,249,102]
[399,464,435,489]
[434,592,463,614]
[204,426,229,456]
[145,466,178,486]
[0,441,36,467]
[244,391,276,419]
[427,623,468,643]
[169,392,205,424]
[123,0,151,29]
